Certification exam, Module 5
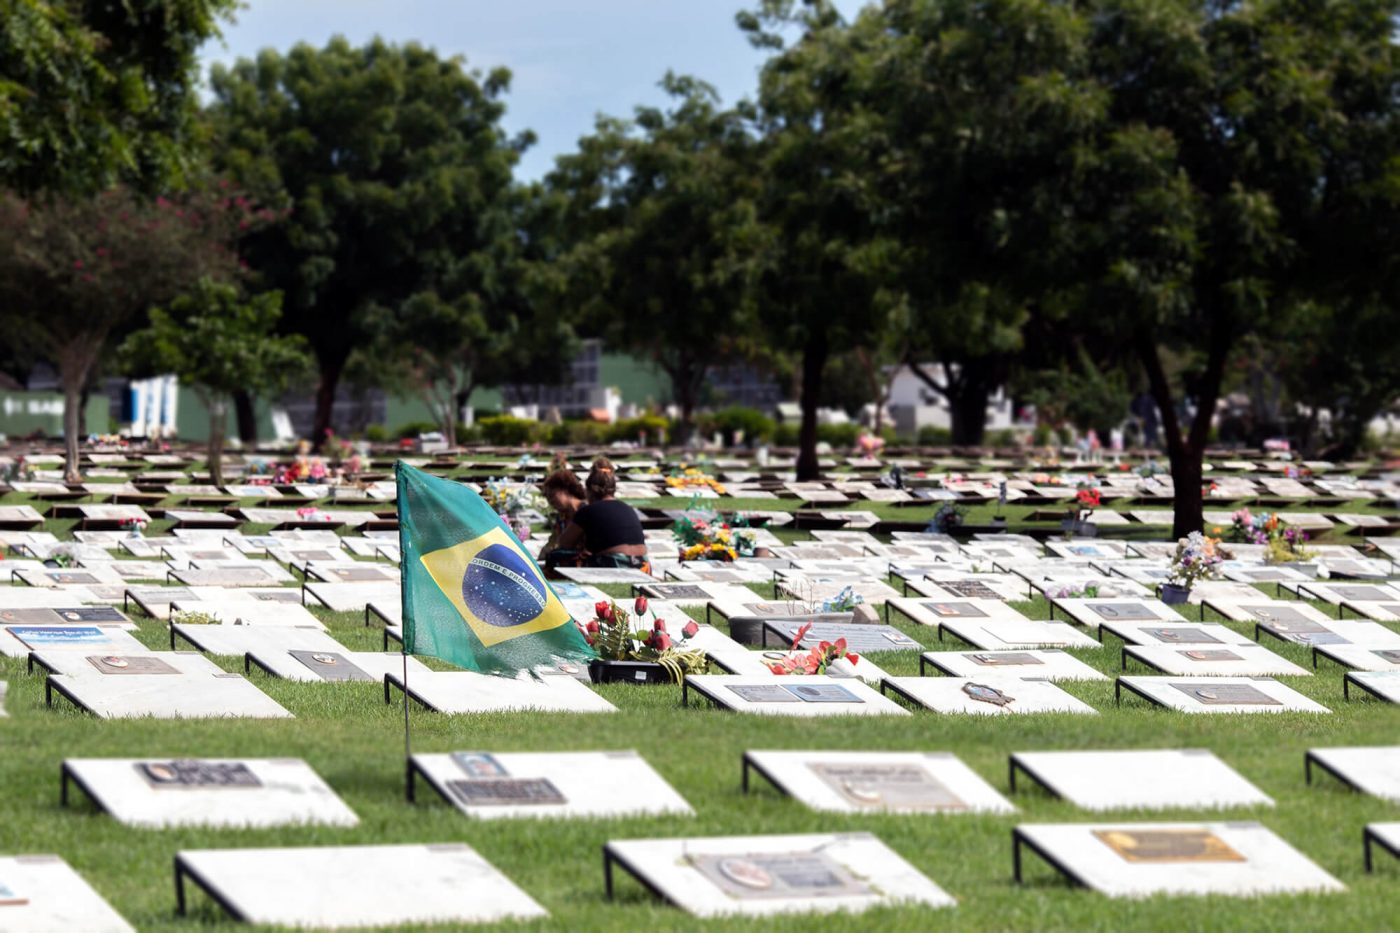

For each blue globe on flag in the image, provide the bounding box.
[461,543,549,628]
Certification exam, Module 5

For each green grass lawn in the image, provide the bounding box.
[0,474,1396,928]
[1,583,1397,930]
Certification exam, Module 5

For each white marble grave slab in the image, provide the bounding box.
[884,676,1097,715]
[0,624,146,658]
[175,844,545,927]
[47,668,292,719]
[173,623,342,657]
[555,567,656,585]
[1097,620,1256,647]
[1307,746,1400,803]
[1347,670,1400,703]
[1118,676,1329,714]
[388,670,616,714]
[921,649,1107,682]
[304,581,401,613]
[1016,821,1343,897]
[306,563,400,585]
[169,565,294,588]
[1010,749,1272,811]
[604,832,952,918]
[171,598,324,628]
[889,597,1032,628]
[1055,598,1183,628]
[746,750,1014,815]
[1314,644,1400,671]
[1125,643,1309,677]
[250,649,429,683]
[0,854,133,931]
[64,757,358,828]
[412,749,691,819]
[684,675,908,718]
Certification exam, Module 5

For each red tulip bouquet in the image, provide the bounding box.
[577,598,707,683]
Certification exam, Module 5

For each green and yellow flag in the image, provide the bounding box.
[396,461,594,676]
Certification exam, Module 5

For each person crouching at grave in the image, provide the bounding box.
[550,466,649,573]
[538,470,587,572]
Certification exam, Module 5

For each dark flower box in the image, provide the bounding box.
[588,659,671,685]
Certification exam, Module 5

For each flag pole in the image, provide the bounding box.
[396,460,414,803]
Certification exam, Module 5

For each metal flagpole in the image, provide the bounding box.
[396,460,414,803]
[402,647,413,802]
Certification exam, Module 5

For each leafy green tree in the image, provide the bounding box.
[0,185,256,479]
[360,182,577,445]
[205,38,527,446]
[120,280,311,484]
[741,0,894,479]
[853,0,1102,445]
[555,74,758,437]
[0,0,236,194]
[1067,0,1400,536]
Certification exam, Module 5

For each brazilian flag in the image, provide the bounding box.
[396,461,594,676]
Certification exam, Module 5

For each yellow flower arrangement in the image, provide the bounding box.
[664,467,727,496]
[683,542,738,561]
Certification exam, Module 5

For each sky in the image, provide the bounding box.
[200,0,867,182]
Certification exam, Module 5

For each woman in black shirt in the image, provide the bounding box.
[554,466,648,568]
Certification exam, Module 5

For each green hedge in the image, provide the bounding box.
[697,406,776,445]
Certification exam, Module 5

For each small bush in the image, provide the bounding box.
[478,415,543,446]
[363,424,390,444]
[985,428,1018,448]
[546,420,609,445]
[772,421,860,447]
[395,420,440,440]
[917,425,953,446]
[698,407,776,446]
[608,415,670,444]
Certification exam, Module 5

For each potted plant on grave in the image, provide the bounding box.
[481,478,545,544]
[1162,531,1230,604]
[672,504,753,562]
[762,622,862,677]
[580,598,708,685]
[990,481,1008,527]
[1229,509,1318,575]
[119,516,148,539]
[664,465,727,496]
[816,585,865,614]
[1062,486,1101,538]
[929,502,964,535]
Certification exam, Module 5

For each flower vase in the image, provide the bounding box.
[825,657,861,679]
[1159,583,1190,605]
[587,659,670,685]
[128,528,142,539]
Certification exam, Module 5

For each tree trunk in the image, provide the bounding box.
[796,331,829,481]
[946,355,991,442]
[1138,317,1230,539]
[207,395,228,487]
[311,355,346,452]
[77,382,91,437]
[234,390,258,444]
[948,376,992,446]
[61,377,82,484]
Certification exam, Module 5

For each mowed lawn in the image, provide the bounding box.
[1,579,1397,931]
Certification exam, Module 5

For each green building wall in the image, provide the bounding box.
[0,390,109,439]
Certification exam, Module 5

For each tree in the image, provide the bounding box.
[119,280,310,484]
[741,0,894,480]
[0,0,236,195]
[205,38,527,446]
[856,0,1102,445]
[1068,0,1400,536]
[0,185,255,480]
[556,74,758,437]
